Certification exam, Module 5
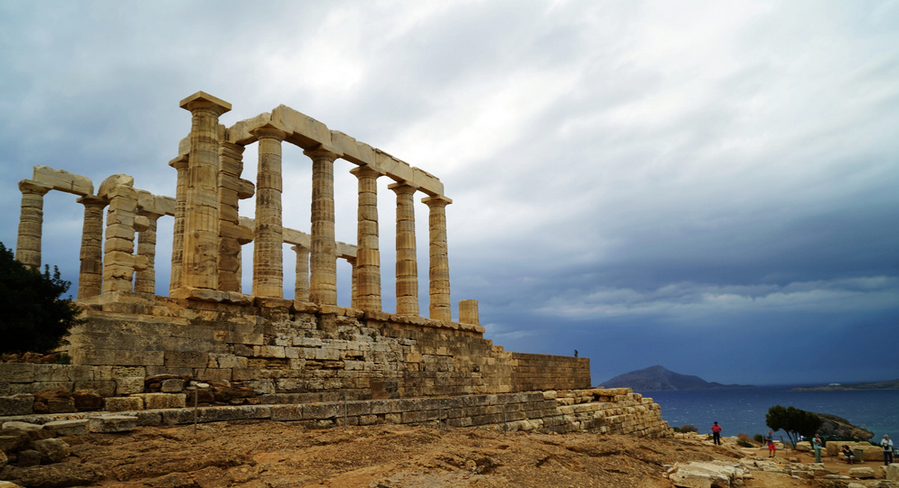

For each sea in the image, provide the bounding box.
[641,386,899,441]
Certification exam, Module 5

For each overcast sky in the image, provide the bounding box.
[1,0,897,386]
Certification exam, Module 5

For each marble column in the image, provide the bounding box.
[291,245,310,302]
[102,185,145,294]
[134,211,163,294]
[168,155,188,293]
[350,165,381,312]
[179,92,231,290]
[76,195,107,299]
[15,180,52,268]
[251,125,287,298]
[304,147,339,306]
[390,182,418,316]
[218,141,246,292]
[423,195,452,321]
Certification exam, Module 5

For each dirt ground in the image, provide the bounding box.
[1,421,880,487]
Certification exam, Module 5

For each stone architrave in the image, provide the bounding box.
[350,165,381,312]
[218,141,247,293]
[76,196,107,299]
[291,245,310,302]
[179,92,231,291]
[423,195,452,321]
[168,155,188,293]
[304,147,339,306]
[15,180,52,268]
[390,183,419,316]
[251,124,287,298]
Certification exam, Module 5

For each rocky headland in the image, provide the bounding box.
[600,365,754,391]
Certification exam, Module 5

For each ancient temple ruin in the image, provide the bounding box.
[3,92,670,437]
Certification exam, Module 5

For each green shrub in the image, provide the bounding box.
[736,433,754,447]
[679,424,697,433]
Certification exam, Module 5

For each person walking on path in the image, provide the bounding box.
[882,434,894,465]
[711,422,722,446]
[812,434,824,463]
[766,431,776,457]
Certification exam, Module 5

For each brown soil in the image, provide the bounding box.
[1,422,877,487]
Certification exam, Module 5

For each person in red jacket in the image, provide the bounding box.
[711,422,722,445]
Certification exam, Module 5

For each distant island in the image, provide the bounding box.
[792,378,899,391]
[600,365,754,391]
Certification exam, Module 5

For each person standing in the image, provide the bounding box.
[812,434,824,463]
[711,422,722,446]
[766,430,776,457]
[882,434,894,466]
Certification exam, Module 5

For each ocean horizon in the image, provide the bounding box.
[640,385,898,442]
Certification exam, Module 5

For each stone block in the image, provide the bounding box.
[73,380,117,397]
[133,393,186,409]
[89,415,138,433]
[165,351,209,368]
[43,419,89,436]
[0,394,34,416]
[848,467,876,479]
[104,396,144,412]
[0,364,36,382]
[115,377,144,395]
[271,405,304,421]
[160,379,185,393]
[33,165,93,195]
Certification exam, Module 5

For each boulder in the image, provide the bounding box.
[72,390,103,411]
[33,389,76,414]
[669,461,744,488]
[33,438,70,464]
[886,463,899,481]
[0,395,34,417]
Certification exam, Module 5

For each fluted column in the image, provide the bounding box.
[390,182,418,316]
[424,195,452,321]
[179,92,231,290]
[218,141,246,292]
[350,165,381,311]
[305,147,339,306]
[291,245,310,302]
[76,195,107,298]
[15,180,52,268]
[251,125,287,298]
[168,155,188,293]
[134,211,163,294]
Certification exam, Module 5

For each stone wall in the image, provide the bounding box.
[0,292,590,401]
[0,388,671,438]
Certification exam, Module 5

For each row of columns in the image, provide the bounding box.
[178,92,452,320]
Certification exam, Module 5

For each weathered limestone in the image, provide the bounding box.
[98,175,148,293]
[306,146,339,306]
[424,195,452,321]
[390,182,419,316]
[252,124,287,298]
[459,299,479,325]
[76,196,106,298]
[292,245,310,302]
[351,165,381,311]
[218,141,251,293]
[168,155,189,293]
[15,180,52,268]
[179,91,231,291]
[134,192,165,294]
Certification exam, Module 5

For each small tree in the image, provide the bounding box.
[766,405,823,449]
[0,242,82,354]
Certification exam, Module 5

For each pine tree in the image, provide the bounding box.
[0,242,82,354]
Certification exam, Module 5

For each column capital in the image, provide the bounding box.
[303,145,339,161]
[388,181,418,195]
[76,195,108,207]
[349,165,381,179]
[18,179,52,195]
[168,154,189,170]
[179,91,231,116]
[422,194,452,206]
[250,123,288,141]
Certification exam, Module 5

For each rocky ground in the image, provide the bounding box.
[0,421,891,488]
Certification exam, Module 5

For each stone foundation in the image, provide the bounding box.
[0,388,671,438]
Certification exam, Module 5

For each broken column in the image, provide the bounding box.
[168,155,188,293]
[179,91,230,291]
[15,180,52,268]
[98,175,148,294]
[218,141,248,293]
[291,244,310,302]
